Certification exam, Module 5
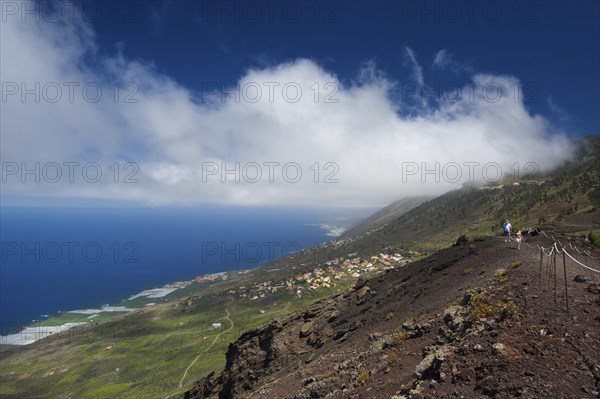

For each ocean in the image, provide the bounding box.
[0,206,349,329]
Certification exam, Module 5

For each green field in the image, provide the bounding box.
[0,274,354,399]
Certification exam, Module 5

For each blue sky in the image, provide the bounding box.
[89,0,599,134]
[0,0,598,207]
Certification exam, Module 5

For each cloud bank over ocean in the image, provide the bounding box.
[1,2,574,207]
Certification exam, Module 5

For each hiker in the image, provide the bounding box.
[516,228,523,250]
[502,220,512,242]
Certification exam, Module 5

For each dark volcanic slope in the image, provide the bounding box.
[186,235,600,399]
[341,196,430,238]
[240,135,599,287]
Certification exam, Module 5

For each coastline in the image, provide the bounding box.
[0,208,347,337]
[0,271,239,347]
[0,222,350,347]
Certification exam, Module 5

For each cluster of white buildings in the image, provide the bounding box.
[228,251,409,301]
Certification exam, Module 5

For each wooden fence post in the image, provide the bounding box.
[553,252,557,304]
[562,251,569,316]
[539,248,543,289]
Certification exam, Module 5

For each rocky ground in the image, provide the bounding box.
[185,235,600,399]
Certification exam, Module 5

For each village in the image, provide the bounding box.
[224,251,410,301]
[147,272,231,292]
[132,239,415,318]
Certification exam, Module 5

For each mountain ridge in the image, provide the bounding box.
[1,137,597,399]
[185,234,600,398]
[183,135,600,399]
[341,196,431,238]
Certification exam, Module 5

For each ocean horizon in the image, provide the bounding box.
[0,206,359,329]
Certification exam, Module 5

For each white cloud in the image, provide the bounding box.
[432,49,472,73]
[433,49,452,69]
[0,2,574,207]
[402,46,427,108]
[403,46,425,88]
[547,95,572,125]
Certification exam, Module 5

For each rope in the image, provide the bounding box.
[567,241,600,259]
[563,249,600,274]
[553,242,563,254]
[490,228,600,260]
[532,231,600,258]
[541,246,554,257]
[583,250,600,259]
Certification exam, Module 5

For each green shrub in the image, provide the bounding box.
[494,269,509,283]
[469,292,518,320]
[589,232,600,249]
[356,370,370,385]
[392,331,409,344]
[509,260,523,269]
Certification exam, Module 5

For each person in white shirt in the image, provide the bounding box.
[503,220,512,243]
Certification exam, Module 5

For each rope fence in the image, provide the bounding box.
[528,231,600,317]
[563,248,600,274]
[481,229,598,317]
[483,228,599,318]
